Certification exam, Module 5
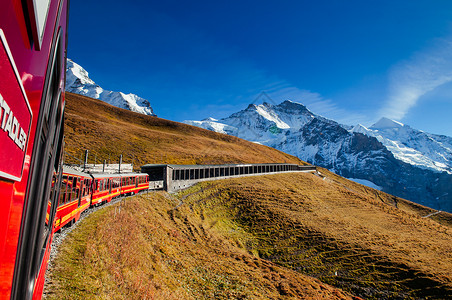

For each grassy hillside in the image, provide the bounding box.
[45,93,452,299]
[45,172,452,299]
[45,191,353,299]
[177,174,452,298]
[64,92,304,168]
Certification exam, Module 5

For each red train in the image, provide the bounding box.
[0,1,151,298]
[54,167,149,233]
[0,0,69,298]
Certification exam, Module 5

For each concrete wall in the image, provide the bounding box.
[165,164,316,192]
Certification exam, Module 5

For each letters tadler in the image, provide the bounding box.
[0,93,27,151]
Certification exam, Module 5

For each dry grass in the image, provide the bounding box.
[178,173,452,299]
[45,192,353,299]
[48,92,452,299]
[45,172,452,299]
[64,93,304,168]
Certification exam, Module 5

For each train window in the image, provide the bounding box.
[46,175,55,227]
[67,176,73,202]
[75,177,80,199]
[71,177,78,201]
[59,175,68,206]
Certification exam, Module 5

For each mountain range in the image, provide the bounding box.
[185,101,452,213]
[66,59,156,116]
[65,59,451,212]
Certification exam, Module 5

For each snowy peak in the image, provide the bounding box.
[66,59,156,116]
[184,100,452,212]
[254,103,290,129]
[350,124,370,134]
[202,117,218,122]
[66,59,96,86]
[277,100,310,113]
[370,117,404,130]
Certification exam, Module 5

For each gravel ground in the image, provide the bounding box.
[42,190,152,298]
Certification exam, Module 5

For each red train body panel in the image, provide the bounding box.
[54,167,92,232]
[0,0,68,299]
[91,173,121,206]
[54,169,150,233]
[119,173,150,196]
[0,1,151,298]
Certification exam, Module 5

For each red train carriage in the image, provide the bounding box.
[119,173,149,195]
[53,167,92,232]
[0,0,68,299]
[91,173,121,206]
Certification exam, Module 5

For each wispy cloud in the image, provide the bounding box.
[380,36,452,120]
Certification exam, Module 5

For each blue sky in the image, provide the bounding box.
[69,0,452,136]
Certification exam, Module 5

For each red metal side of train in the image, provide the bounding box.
[91,173,122,206]
[55,168,149,232]
[53,166,92,232]
[119,173,150,196]
[0,0,68,299]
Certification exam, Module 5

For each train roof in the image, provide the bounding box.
[63,165,148,178]
[62,165,90,177]
[90,172,148,178]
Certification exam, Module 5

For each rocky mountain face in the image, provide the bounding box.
[66,59,156,116]
[185,101,452,212]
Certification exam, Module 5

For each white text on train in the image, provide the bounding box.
[0,93,28,151]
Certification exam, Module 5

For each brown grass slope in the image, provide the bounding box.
[49,92,452,299]
[45,172,452,299]
[177,173,452,299]
[64,92,304,167]
[64,92,452,227]
[45,192,353,300]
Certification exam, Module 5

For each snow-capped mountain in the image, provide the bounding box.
[185,101,452,212]
[66,59,156,116]
[351,118,452,174]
